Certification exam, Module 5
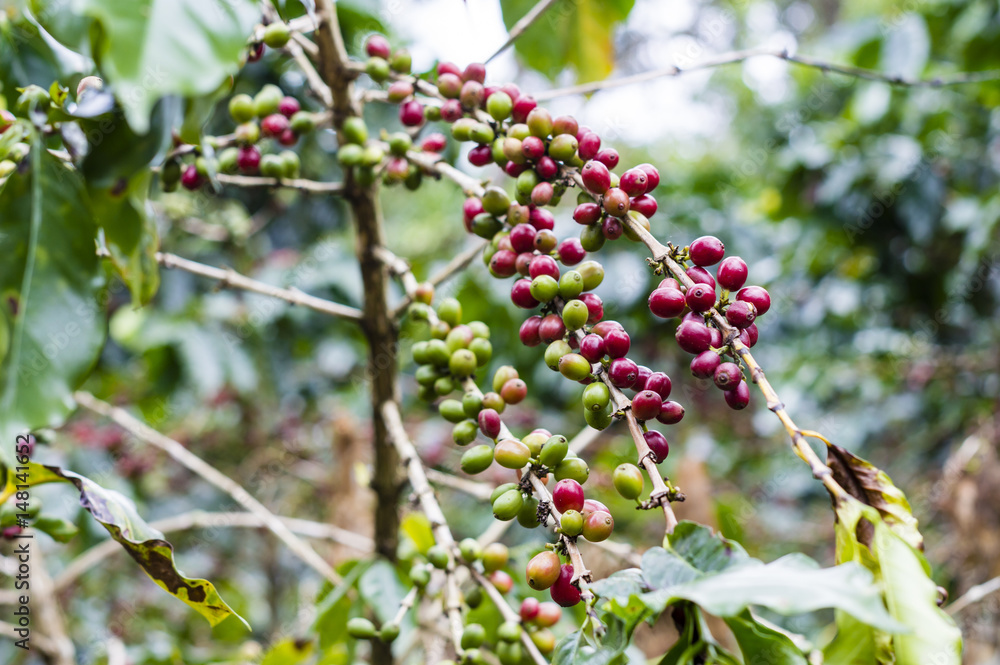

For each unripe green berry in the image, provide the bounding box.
[360,144,384,167]
[554,457,590,484]
[558,271,584,299]
[522,431,548,456]
[426,339,451,366]
[459,537,482,562]
[439,399,467,423]
[490,482,518,504]
[560,510,584,537]
[260,154,283,178]
[577,261,605,291]
[529,275,559,302]
[263,22,291,48]
[559,353,591,381]
[561,300,589,331]
[366,56,390,82]
[471,213,503,239]
[517,495,540,528]
[579,223,606,252]
[463,392,484,418]
[582,383,611,412]
[342,116,368,145]
[427,544,451,569]
[290,111,316,133]
[436,297,462,326]
[229,94,255,123]
[450,117,477,142]
[548,134,578,161]
[497,621,522,643]
[380,623,400,642]
[469,338,492,366]
[492,489,523,521]
[453,420,479,446]
[584,402,614,430]
[390,49,412,73]
[388,132,412,156]
[481,391,505,412]
[279,150,300,178]
[338,143,364,166]
[253,85,283,117]
[461,444,494,474]
[538,435,569,468]
[347,617,377,639]
[494,439,531,469]
[544,340,573,370]
[410,565,431,588]
[526,107,553,138]
[434,376,455,396]
[461,623,486,649]
[613,463,644,500]
[482,186,511,215]
[470,123,495,144]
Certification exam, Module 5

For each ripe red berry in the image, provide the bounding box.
[634,365,652,390]
[742,322,759,347]
[439,99,463,122]
[511,279,539,309]
[261,113,289,137]
[644,430,670,462]
[528,254,559,280]
[648,288,685,319]
[630,194,657,218]
[685,283,716,313]
[687,266,717,289]
[726,300,756,329]
[422,133,447,153]
[591,320,624,337]
[463,62,486,83]
[657,400,685,424]
[602,188,630,217]
[515,252,534,276]
[553,115,579,136]
[579,334,606,363]
[594,148,619,169]
[737,286,771,316]
[489,250,517,277]
[725,380,750,409]
[690,350,721,378]
[501,378,528,405]
[539,314,566,344]
[399,100,425,126]
[536,155,559,180]
[552,479,585,513]
[510,224,537,254]
[520,597,540,622]
[644,372,672,399]
[278,96,300,117]
[531,182,554,206]
[579,292,604,323]
[557,238,586,266]
[550,564,582,607]
[581,160,611,194]
[511,96,537,123]
[530,207,556,230]
[709,326,723,348]
[675,320,712,354]
[603,329,630,358]
[601,216,623,240]
[717,256,749,291]
[582,510,614,542]
[500,83,521,102]
[573,202,602,225]
[577,132,601,160]
[608,357,639,388]
[237,145,261,172]
[519,316,542,346]
[631,390,662,421]
[388,80,414,103]
[620,168,648,197]
[181,165,203,190]
[713,362,742,391]
[478,408,502,438]
[689,235,725,266]
[636,163,660,190]
[468,145,492,166]
[365,34,391,59]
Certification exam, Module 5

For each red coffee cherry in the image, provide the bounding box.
[657,400,685,424]
[468,145,492,166]
[603,329,630,358]
[526,551,562,590]
[602,188,630,217]
[550,564,582,607]
[365,34,391,59]
[400,100,425,126]
[713,362,742,391]
[573,202,603,225]
[528,254,560,280]
[717,256,749,291]
[594,148,619,169]
[636,163,660,190]
[511,96,537,123]
[690,350,721,378]
[631,390,662,421]
[489,249,518,278]
[644,372,672,399]
[742,322,759,347]
[582,499,610,516]
[519,315,542,346]
[687,266,717,289]
[601,216,624,240]
[685,283,716,313]
[278,96,300,117]
[463,62,486,83]
[648,288,686,318]
[557,238,586,266]
[530,207,556,230]
[689,235,725,266]
[520,597,540,622]
[237,145,261,173]
[726,300,756,329]
[619,168,648,197]
[577,132,601,160]
[725,380,751,409]
[579,292,604,324]
[644,430,670,462]
[675,320,712,354]
[511,279,539,309]
[261,113,289,137]
[630,194,657,218]
[536,155,559,180]
[582,510,614,542]
[511,224,538,254]
[478,408,502,439]
[581,160,611,194]
[737,286,771,316]
[539,314,566,344]
[608,357,639,388]
[501,378,528,405]
[579,334,606,363]
[552,479,585,513]
[634,365,652,390]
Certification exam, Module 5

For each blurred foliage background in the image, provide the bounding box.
[2,0,999,662]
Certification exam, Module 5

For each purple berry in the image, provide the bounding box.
[713,362,742,391]
[687,266,717,289]
[528,254,560,280]
[573,202,603,225]
[579,292,604,323]
[578,132,601,160]
[237,145,261,173]
[690,350,721,379]
[539,314,566,344]
[726,300,756,329]
[644,372,672,399]
[685,283,716,313]
[717,256,748,291]
[725,380,750,409]
[632,390,662,421]
[675,320,712,354]
[278,96,301,117]
[520,316,542,346]
[657,401,685,424]
[479,408,502,439]
[536,156,559,180]
[557,238,586,266]
[644,430,669,462]
[608,357,639,388]
[530,207,556,230]
[602,216,623,240]
[511,224,537,253]
[400,100,425,126]
[511,279,539,309]
[737,286,771,316]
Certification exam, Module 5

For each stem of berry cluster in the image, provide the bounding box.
[381,401,549,665]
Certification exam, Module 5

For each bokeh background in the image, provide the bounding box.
[2,0,999,662]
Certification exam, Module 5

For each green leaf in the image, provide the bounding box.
[827,443,922,550]
[0,141,106,469]
[31,514,79,542]
[401,511,435,554]
[822,610,891,665]
[0,462,67,503]
[358,558,406,624]
[498,0,635,83]
[261,638,315,665]
[725,611,808,665]
[552,614,631,665]
[77,0,258,132]
[89,171,160,305]
[44,465,248,628]
[80,102,172,187]
[312,560,369,640]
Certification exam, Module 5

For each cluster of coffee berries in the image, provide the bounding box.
[646,235,771,410]
[573,161,659,249]
[0,109,27,179]
[409,297,493,404]
[363,34,413,83]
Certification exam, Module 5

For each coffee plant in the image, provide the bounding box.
[1,0,998,664]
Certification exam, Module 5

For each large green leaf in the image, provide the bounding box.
[358,558,407,624]
[834,498,962,665]
[552,614,632,665]
[45,466,247,628]
[724,612,808,665]
[261,638,314,665]
[0,142,105,468]
[75,0,258,132]
[498,0,635,83]
[89,171,160,305]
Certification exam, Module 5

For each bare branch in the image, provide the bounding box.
[33,547,75,665]
[216,172,343,193]
[532,47,1000,101]
[285,38,334,107]
[73,392,344,585]
[946,575,1000,615]
[425,468,495,501]
[486,0,561,64]
[407,150,487,197]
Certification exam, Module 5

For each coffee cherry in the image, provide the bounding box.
[717,256,749,291]
[644,372,672,400]
[235,145,260,173]
[560,510,584,537]
[498,621,521,644]
[658,400,685,425]
[580,384,610,417]
[557,238,586,266]
[477,408,502,439]
[645,287,685,320]
[630,194,658,218]
[644,430,670,462]
[529,275,559,303]
[577,261,605,291]
[690,350,721,379]
[579,224,606,252]
[537,314,565,344]
[554,457,589,483]
[459,538,483,563]
[520,598,541,623]
[439,399,466,423]
[582,510,614,542]
[229,94,255,123]
[575,335,602,364]
[726,300,757,329]
[253,84,283,117]
[521,135,545,160]
[461,80,485,109]
[348,617,377,639]
[714,362,742,391]
[527,107,553,137]
[181,165,203,190]
[427,544,451,569]
[581,160,611,194]
[552,479,585,513]
[519,316,542,346]
[613,463,644,500]
[595,148,619,169]
[366,56,391,82]
[742,323,759,347]
[573,202,602,226]
[526,550,561,590]
[562,300,589,331]
[490,570,514,594]
[675,320,712,354]
[460,623,486,650]
[558,353,591,381]
[687,266,717,289]
[409,564,431,589]
[584,402,613,430]
[550,564,582,607]
[399,100,425,126]
[544,340,572,370]
[495,439,531,469]
[461,445,494,474]
[511,279,539,309]
[531,182,554,206]
[604,329,630,358]
[686,283,717,313]
[364,34,391,58]
[602,188,630,217]
[263,22,290,48]
[449,348,477,377]
[492,488,524,520]
[482,543,509,573]
[481,391,505,412]
[631,390,662,421]
[725,380,751,410]
[620,169,648,197]
[500,378,527,405]
[534,602,560,627]
[609,357,639,388]
[538,435,569,467]
[689,236,725,266]
[737,286,771,316]
[520,431,546,457]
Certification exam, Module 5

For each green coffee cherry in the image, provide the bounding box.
[342,116,369,145]
[481,186,511,215]
[487,91,513,121]
[461,444,494,474]
[544,340,573,370]
[366,57,391,82]
[380,623,400,642]
[439,399,467,423]
[558,353,591,381]
[582,383,611,412]
[347,617,377,639]
[263,22,291,48]
[290,111,316,134]
[337,143,364,166]
[578,261,605,291]
[492,366,518,393]
[538,435,568,468]
[482,543,509,572]
[416,365,440,386]
[558,271,584,299]
[584,402,614,430]
[449,349,477,377]
[471,213,503,239]
[580,223,606,252]
[459,537,482,562]
[426,339,451,366]
[470,123,495,144]
[437,297,462,326]
[529,275,559,302]
[497,620,521,643]
[522,431,548,456]
[516,495,540,528]
[229,94,255,123]
[218,147,239,173]
[561,300,589,331]
[463,392,484,418]
[427,544,451,569]
[360,144,384,167]
[549,134,578,161]
[498,641,523,665]
[461,623,486,649]
[388,132,412,156]
[451,118,477,142]
[613,463,644,500]
[492,489,523,521]
[494,439,530,469]
[453,420,479,446]
[490,482,518,504]
[560,510,584,537]
[279,150,300,178]
[253,84,283,117]
[410,565,431,588]
[390,49,412,73]
[464,587,483,609]
[555,457,590,484]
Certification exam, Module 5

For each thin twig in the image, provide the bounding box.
[946,576,1000,615]
[532,47,1000,101]
[407,150,487,197]
[486,0,562,63]
[216,173,343,193]
[285,38,334,107]
[73,392,344,585]
[52,510,373,592]
[145,250,363,321]
[391,239,489,318]
[33,547,74,665]
[425,468,495,500]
